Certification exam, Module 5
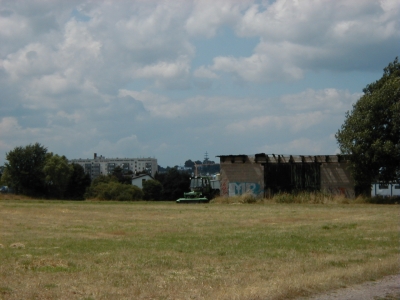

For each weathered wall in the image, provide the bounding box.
[321,163,355,198]
[219,154,356,198]
[220,156,264,197]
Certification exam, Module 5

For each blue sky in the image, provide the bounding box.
[0,0,399,167]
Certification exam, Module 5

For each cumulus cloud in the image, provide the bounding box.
[204,0,399,81]
[225,111,325,134]
[280,89,360,112]
[185,0,251,37]
[193,66,219,79]
[256,138,331,156]
[0,117,21,138]
[0,0,398,166]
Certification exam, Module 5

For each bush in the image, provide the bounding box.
[155,169,190,200]
[142,180,162,200]
[85,181,143,201]
[273,193,296,203]
[272,192,366,204]
[211,192,260,204]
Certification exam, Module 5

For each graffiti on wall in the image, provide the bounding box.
[229,182,261,196]
[220,180,229,196]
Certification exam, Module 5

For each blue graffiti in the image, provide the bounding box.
[229,182,261,196]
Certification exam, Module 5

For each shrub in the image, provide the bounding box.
[273,193,296,203]
[239,192,258,203]
[85,181,143,201]
[211,192,260,204]
[142,180,162,200]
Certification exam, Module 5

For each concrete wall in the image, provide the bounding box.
[220,156,264,197]
[321,163,355,198]
[219,155,356,198]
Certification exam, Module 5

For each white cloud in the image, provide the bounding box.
[132,57,191,88]
[119,89,264,119]
[193,66,219,79]
[1,43,55,81]
[280,89,360,112]
[203,0,400,82]
[209,48,305,82]
[185,1,250,37]
[84,135,147,159]
[256,138,329,155]
[0,12,29,38]
[225,111,325,134]
[0,117,21,138]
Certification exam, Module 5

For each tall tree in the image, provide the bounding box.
[184,159,195,169]
[155,168,190,200]
[142,179,162,200]
[43,154,74,199]
[64,163,91,200]
[5,143,48,196]
[336,58,400,193]
[112,166,132,184]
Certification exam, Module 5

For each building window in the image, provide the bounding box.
[379,184,388,189]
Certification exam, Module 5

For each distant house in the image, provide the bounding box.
[132,174,154,189]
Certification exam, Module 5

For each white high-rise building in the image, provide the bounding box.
[69,153,157,180]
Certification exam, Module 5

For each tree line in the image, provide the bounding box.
[0,144,192,201]
[1,143,90,199]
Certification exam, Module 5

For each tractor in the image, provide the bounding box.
[176,176,220,203]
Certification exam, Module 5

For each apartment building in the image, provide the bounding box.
[70,153,157,180]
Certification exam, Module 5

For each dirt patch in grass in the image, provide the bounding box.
[299,273,400,300]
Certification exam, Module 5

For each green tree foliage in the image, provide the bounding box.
[64,164,91,200]
[43,154,73,199]
[112,166,133,184]
[184,159,195,171]
[5,143,48,196]
[86,181,143,201]
[91,174,118,187]
[142,179,162,200]
[85,175,116,198]
[5,143,92,199]
[0,167,9,186]
[336,58,400,192]
[155,168,190,200]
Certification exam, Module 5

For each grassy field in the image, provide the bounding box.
[0,199,399,300]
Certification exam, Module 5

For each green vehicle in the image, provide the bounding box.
[176,176,220,203]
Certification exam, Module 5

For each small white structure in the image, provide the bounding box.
[132,174,154,189]
[371,183,400,197]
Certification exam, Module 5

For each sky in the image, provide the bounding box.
[0,0,399,168]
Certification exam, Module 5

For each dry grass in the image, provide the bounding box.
[0,199,399,300]
[211,192,386,205]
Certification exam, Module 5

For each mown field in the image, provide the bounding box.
[0,199,399,300]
